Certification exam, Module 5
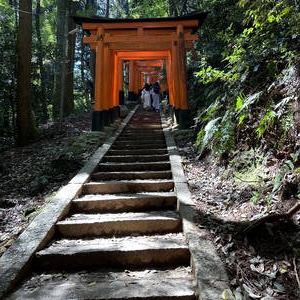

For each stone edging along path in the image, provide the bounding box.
[161,114,230,299]
[0,105,230,299]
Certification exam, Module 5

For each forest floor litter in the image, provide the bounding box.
[0,113,299,299]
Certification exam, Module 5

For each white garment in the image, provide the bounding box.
[151,91,160,111]
[142,89,151,109]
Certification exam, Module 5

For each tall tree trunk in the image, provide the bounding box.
[124,0,129,17]
[80,32,91,106]
[16,0,39,146]
[52,0,69,119]
[35,0,48,123]
[106,0,110,17]
[169,0,179,16]
[179,0,189,15]
[64,1,77,117]
[12,0,18,136]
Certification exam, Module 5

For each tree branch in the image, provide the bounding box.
[243,201,300,234]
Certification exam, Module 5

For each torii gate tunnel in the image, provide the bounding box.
[74,13,206,130]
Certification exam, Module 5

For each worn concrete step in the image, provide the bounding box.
[126,126,162,129]
[116,137,165,143]
[126,119,162,124]
[107,148,168,155]
[35,233,190,270]
[57,211,182,238]
[98,161,171,172]
[114,139,166,145]
[110,145,167,151]
[72,192,177,213]
[92,170,172,181]
[117,134,165,140]
[121,128,163,136]
[102,154,170,163]
[7,267,196,300]
[117,132,165,137]
[112,142,166,149]
[83,180,174,194]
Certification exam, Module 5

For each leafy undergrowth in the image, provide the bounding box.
[174,129,300,300]
[0,113,121,256]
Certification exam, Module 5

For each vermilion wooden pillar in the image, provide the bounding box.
[128,60,135,102]
[167,52,174,107]
[112,52,119,117]
[177,24,191,128]
[103,44,111,125]
[118,59,124,105]
[92,27,104,131]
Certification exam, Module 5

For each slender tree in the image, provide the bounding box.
[52,0,73,119]
[16,0,39,146]
[64,1,77,116]
[106,0,110,17]
[35,0,48,123]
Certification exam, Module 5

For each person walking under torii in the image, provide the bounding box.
[151,82,160,112]
[141,83,151,110]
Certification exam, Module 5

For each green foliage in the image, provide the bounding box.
[272,149,300,195]
[256,110,276,139]
[196,64,233,84]
[196,117,221,153]
[272,159,294,193]
[196,109,235,157]
[192,0,299,163]
[0,0,17,140]
[129,0,169,18]
[250,191,260,205]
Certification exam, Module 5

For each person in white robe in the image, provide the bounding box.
[141,84,151,110]
[151,82,160,112]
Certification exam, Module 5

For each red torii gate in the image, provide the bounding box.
[74,13,206,130]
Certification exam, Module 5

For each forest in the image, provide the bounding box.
[0,0,300,298]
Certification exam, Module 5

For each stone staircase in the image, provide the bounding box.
[7,109,197,299]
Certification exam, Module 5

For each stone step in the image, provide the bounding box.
[98,161,171,172]
[102,154,170,163]
[122,130,164,135]
[82,180,174,194]
[92,170,172,181]
[35,233,190,270]
[56,211,182,238]
[107,148,168,155]
[112,142,166,149]
[117,130,165,140]
[126,120,162,125]
[115,139,165,144]
[7,267,196,300]
[72,192,177,213]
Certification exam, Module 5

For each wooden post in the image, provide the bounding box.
[177,24,188,110]
[112,54,117,108]
[112,53,120,118]
[177,24,190,128]
[166,52,174,107]
[171,40,180,110]
[118,59,124,105]
[92,26,104,130]
[103,44,110,111]
[133,63,138,96]
[109,49,115,122]
[129,60,135,101]
[102,44,110,126]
